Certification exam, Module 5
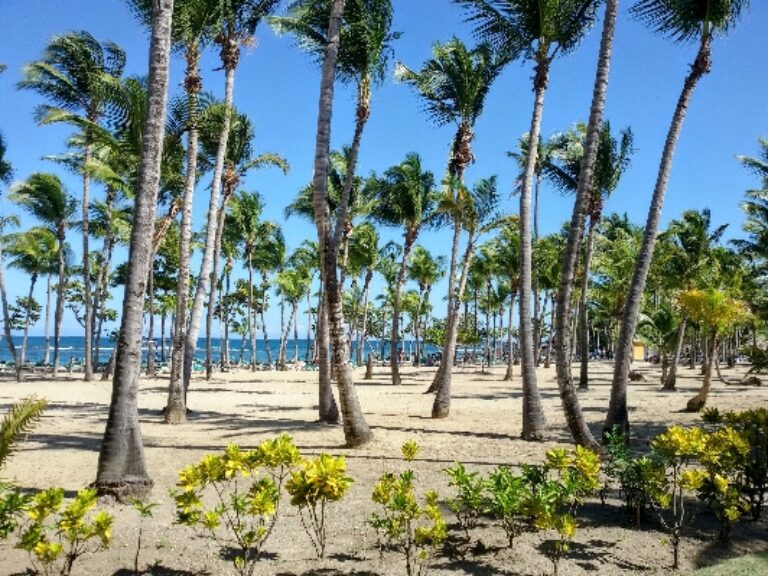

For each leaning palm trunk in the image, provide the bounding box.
[578,219,598,389]
[167,44,202,423]
[606,32,713,437]
[0,247,17,370]
[433,238,475,418]
[312,0,371,446]
[390,239,414,385]
[96,0,173,498]
[183,38,237,399]
[664,317,687,390]
[206,188,232,379]
[555,0,617,451]
[519,50,549,441]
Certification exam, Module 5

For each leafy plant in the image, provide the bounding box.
[485,466,531,549]
[129,498,159,574]
[286,453,353,558]
[370,441,446,576]
[0,396,47,469]
[443,462,487,542]
[172,436,301,576]
[17,487,113,576]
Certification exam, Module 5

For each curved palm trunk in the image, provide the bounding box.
[686,333,716,412]
[356,269,373,367]
[312,0,371,446]
[96,0,173,498]
[578,219,598,389]
[0,246,17,370]
[664,317,687,390]
[433,237,476,418]
[519,52,550,441]
[183,39,237,399]
[51,234,67,379]
[555,0,617,450]
[206,190,230,379]
[167,44,202,423]
[606,32,713,438]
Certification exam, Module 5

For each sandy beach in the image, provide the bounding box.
[0,360,766,575]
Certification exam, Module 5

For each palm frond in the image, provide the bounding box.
[0,396,47,470]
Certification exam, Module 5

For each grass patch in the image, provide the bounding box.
[687,552,768,575]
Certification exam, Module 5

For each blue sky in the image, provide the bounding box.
[1,0,766,339]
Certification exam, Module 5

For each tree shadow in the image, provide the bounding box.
[113,565,210,576]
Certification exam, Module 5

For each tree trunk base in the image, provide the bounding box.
[578,380,589,391]
[364,356,374,380]
[93,477,153,501]
[163,407,187,424]
[344,429,373,448]
[685,395,706,412]
[432,402,450,419]
[520,430,547,442]
[661,382,677,391]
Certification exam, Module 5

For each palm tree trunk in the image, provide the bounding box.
[96,0,173,499]
[167,43,202,423]
[317,289,339,422]
[390,238,414,385]
[0,245,17,370]
[206,190,230,379]
[246,261,256,370]
[82,144,94,381]
[183,38,237,398]
[260,274,273,366]
[578,219,598,389]
[43,274,52,366]
[555,0,617,450]
[51,234,67,379]
[146,266,156,377]
[686,333,716,412]
[607,32,713,438]
[312,0,370,445]
[519,51,550,441]
[664,317,687,390]
[544,292,555,368]
[504,289,515,381]
[16,275,38,381]
[357,269,373,367]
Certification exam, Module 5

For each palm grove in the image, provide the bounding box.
[0,0,764,496]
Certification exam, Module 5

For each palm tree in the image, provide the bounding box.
[183,0,282,398]
[251,221,286,367]
[19,31,127,382]
[397,37,508,405]
[95,0,174,499]
[366,153,436,385]
[5,228,58,380]
[310,0,373,446]
[0,135,18,369]
[607,0,749,438]
[347,221,380,367]
[408,246,446,367]
[456,0,598,438]
[11,174,77,378]
[0,132,11,185]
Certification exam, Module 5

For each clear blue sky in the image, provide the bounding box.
[1,0,766,339]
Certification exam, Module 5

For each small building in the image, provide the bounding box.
[632,341,645,362]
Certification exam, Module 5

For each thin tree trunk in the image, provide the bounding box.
[96,0,173,498]
[82,144,94,381]
[664,317,687,390]
[16,275,38,381]
[206,190,230,379]
[259,274,273,366]
[504,290,515,381]
[167,41,202,423]
[312,0,370,445]
[578,219,597,389]
[519,51,550,441]
[686,334,716,412]
[51,234,66,378]
[146,266,156,377]
[390,238,414,385]
[0,244,18,370]
[43,274,51,366]
[317,290,339,423]
[607,32,713,437]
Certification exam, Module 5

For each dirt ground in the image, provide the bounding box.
[0,360,766,576]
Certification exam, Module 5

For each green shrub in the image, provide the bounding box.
[17,487,113,576]
[443,462,487,542]
[172,436,301,576]
[370,441,446,576]
[286,453,353,558]
[485,466,531,549]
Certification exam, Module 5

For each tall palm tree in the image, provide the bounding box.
[310,0,373,446]
[11,173,77,378]
[607,0,749,438]
[19,31,127,382]
[251,220,286,367]
[397,37,508,404]
[366,153,436,385]
[408,245,446,367]
[457,0,599,439]
[0,135,18,369]
[5,228,58,380]
[95,0,174,499]
[347,221,381,367]
[183,0,282,398]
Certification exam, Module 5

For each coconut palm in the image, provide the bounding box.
[309,0,373,446]
[397,37,508,403]
[10,174,77,378]
[251,220,286,367]
[0,133,11,186]
[366,153,436,385]
[607,0,749,438]
[407,246,446,367]
[95,0,173,498]
[5,228,58,380]
[0,137,17,368]
[457,0,599,439]
[347,221,381,366]
[19,31,127,381]
[183,0,282,399]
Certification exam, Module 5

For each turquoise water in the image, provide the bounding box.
[0,336,431,366]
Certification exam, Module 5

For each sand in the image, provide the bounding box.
[0,360,766,575]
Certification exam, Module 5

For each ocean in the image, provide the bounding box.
[0,335,435,366]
